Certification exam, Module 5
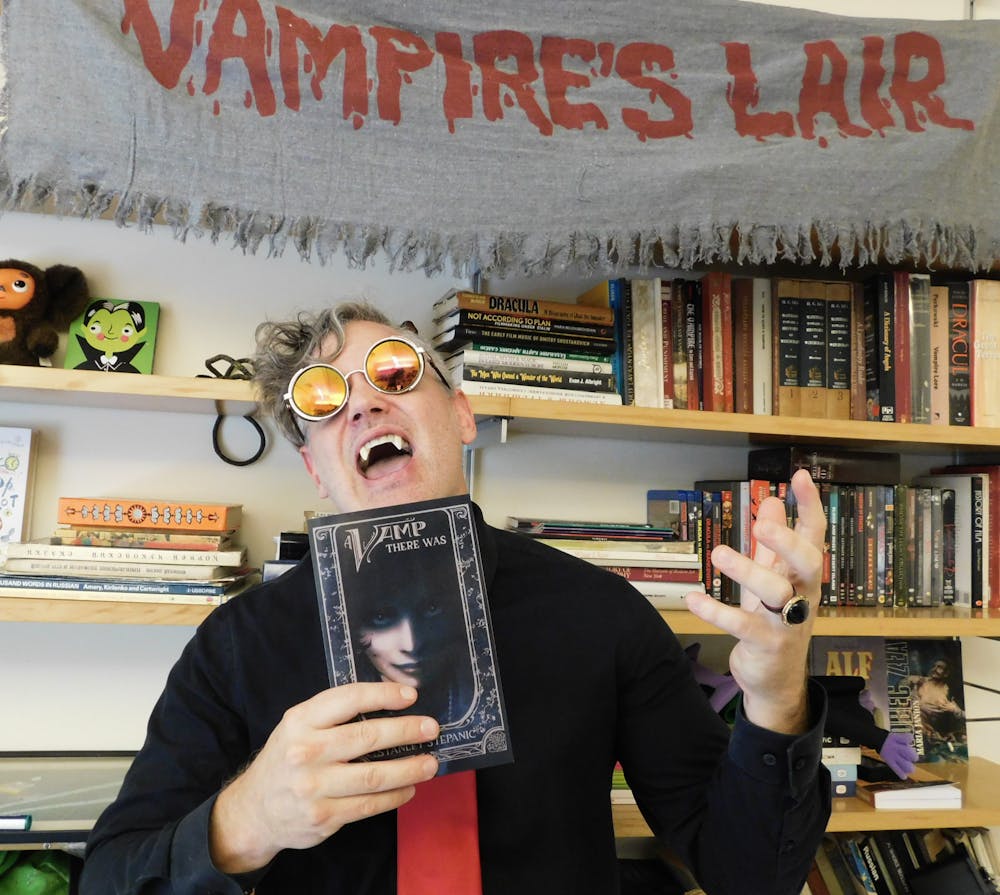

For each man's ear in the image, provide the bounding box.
[452,388,478,446]
[298,443,330,499]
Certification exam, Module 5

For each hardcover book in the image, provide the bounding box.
[971,278,1000,427]
[432,289,614,326]
[308,495,512,774]
[63,298,160,374]
[0,427,36,556]
[56,498,242,532]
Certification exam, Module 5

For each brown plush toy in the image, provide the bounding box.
[0,260,91,366]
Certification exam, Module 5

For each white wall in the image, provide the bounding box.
[1,0,997,764]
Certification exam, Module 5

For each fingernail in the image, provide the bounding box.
[420,718,439,738]
[400,685,417,701]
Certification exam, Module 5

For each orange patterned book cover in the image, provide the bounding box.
[57,498,242,532]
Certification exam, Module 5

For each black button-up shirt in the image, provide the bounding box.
[81,508,830,894]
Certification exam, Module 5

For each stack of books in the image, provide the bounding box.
[506,515,702,608]
[0,497,255,606]
[432,289,622,406]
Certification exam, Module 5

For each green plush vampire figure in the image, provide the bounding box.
[0,260,91,366]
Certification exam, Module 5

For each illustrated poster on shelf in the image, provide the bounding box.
[0,427,36,554]
[885,638,968,764]
[63,298,160,374]
[308,495,512,775]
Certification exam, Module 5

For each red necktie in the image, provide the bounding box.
[396,770,483,895]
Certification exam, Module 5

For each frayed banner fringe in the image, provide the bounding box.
[1,172,996,279]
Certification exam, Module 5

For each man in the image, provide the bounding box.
[81,301,830,894]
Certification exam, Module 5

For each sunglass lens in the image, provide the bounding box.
[293,365,348,417]
[367,340,422,393]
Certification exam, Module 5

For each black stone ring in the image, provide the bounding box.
[759,589,810,626]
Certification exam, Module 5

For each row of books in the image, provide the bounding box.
[428,275,1000,428]
[811,829,999,895]
[0,497,256,606]
[505,515,703,608]
[433,289,623,405]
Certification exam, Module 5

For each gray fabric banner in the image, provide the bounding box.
[1,0,998,276]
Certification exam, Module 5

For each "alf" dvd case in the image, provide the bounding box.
[309,495,512,774]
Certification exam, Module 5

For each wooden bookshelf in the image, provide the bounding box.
[0,595,215,626]
[612,757,1000,837]
[0,364,256,416]
[0,367,996,452]
[662,605,1000,637]
[470,395,1000,454]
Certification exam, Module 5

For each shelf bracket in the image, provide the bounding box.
[470,415,509,449]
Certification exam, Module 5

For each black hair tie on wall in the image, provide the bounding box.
[198,354,267,467]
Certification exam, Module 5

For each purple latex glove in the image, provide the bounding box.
[880,731,919,779]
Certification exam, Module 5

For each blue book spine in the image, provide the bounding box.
[0,573,230,596]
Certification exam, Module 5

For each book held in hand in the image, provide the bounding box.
[309,495,512,775]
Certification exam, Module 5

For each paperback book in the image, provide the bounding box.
[308,495,512,774]
[0,427,36,556]
[855,764,962,809]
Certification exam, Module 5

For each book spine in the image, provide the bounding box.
[894,271,913,424]
[451,379,623,405]
[940,487,956,605]
[438,308,615,339]
[0,573,231,595]
[850,282,867,421]
[970,474,985,608]
[455,365,617,393]
[619,279,635,405]
[670,280,688,409]
[659,280,674,408]
[436,324,616,356]
[799,282,828,419]
[731,278,753,414]
[825,282,852,421]
[751,277,773,416]
[971,278,1000,427]
[56,498,241,532]
[909,273,933,424]
[6,542,244,565]
[773,279,801,417]
[859,834,896,895]
[863,278,881,421]
[455,342,612,364]
[51,527,230,548]
[600,565,702,583]
[840,836,879,895]
[433,290,614,325]
[883,485,897,607]
[878,273,897,422]
[948,280,972,425]
[629,277,664,409]
[683,281,700,410]
[2,557,223,579]
[454,348,613,374]
[928,283,950,424]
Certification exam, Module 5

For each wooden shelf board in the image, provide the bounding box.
[465,396,1000,454]
[0,365,256,415]
[613,757,1000,838]
[660,605,1000,637]
[0,596,214,626]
